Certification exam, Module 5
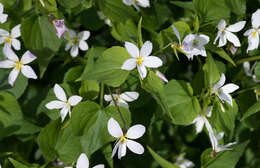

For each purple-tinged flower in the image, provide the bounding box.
[53,19,67,38]
[156,71,168,83]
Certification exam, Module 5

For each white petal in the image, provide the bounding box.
[123,0,133,6]
[204,119,218,150]
[21,51,37,64]
[65,42,72,51]
[70,46,79,57]
[226,31,241,47]
[120,92,139,102]
[11,24,21,38]
[143,56,163,68]
[172,25,181,43]
[218,33,227,47]
[107,118,123,138]
[214,31,221,45]
[8,68,19,86]
[0,28,9,36]
[11,39,21,50]
[217,19,226,30]
[76,153,89,168]
[156,71,168,83]
[216,132,224,140]
[206,106,213,117]
[78,31,90,40]
[121,58,137,70]
[93,164,105,168]
[104,95,112,102]
[126,124,145,139]
[244,29,254,36]
[68,96,82,106]
[60,105,69,122]
[79,41,89,51]
[125,42,139,58]
[112,141,120,158]
[199,34,210,45]
[247,33,259,52]
[3,46,19,62]
[0,60,15,68]
[137,0,150,7]
[140,41,152,57]
[118,100,129,109]
[193,117,204,133]
[252,9,260,28]
[118,143,127,159]
[67,29,76,38]
[243,62,251,76]
[213,73,226,91]
[219,92,233,106]
[126,140,144,154]
[54,84,67,102]
[226,21,246,32]
[0,14,8,24]
[21,65,37,79]
[221,84,239,94]
[0,3,3,13]
[45,100,65,109]
[137,64,147,80]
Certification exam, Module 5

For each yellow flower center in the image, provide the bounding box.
[14,61,22,70]
[136,56,144,66]
[253,31,257,37]
[193,39,198,46]
[66,101,71,108]
[120,136,127,143]
[72,37,79,45]
[5,36,12,43]
[115,94,120,102]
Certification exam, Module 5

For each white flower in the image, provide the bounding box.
[0,46,37,86]
[122,0,150,10]
[171,25,209,60]
[208,131,236,153]
[174,155,194,168]
[104,91,139,109]
[0,24,21,50]
[97,11,111,26]
[65,29,90,57]
[121,41,163,79]
[243,62,260,83]
[213,73,239,106]
[192,106,212,134]
[0,2,8,24]
[214,19,246,47]
[107,118,145,159]
[73,153,104,168]
[45,84,82,122]
[244,9,260,53]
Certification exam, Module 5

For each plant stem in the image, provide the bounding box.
[236,55,260,65]
[100,83,104,107]
[153,42,173,55]
[107,87,127,133]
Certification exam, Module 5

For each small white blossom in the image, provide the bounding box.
[97,11,111,26]
[45,84,82,122]
[104,91,139,109]
[0,46,37,86]
[65,29,90,57]
[0,24,21,50]
[71,153,104,168]
[213,73,239,106]
[122,0,150,10]
[108,118,145,159]
[244,9,260,52]
[192,106,212,134]
[0,2,8,24]
[214,19,246,47]
[121,41,163,79]
[209,131,236,153]
[243,62,260,83]
[172,25,209,60]
[174,155,194,168]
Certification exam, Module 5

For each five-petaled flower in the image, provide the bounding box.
[121,41,163,80]
[65,153,104,168]
[209,131,236,154]
[172,25,209,60]
[45,84,82,122]
[0,2,8,24]
[0,24,21,50]
[0,46,37,86]
[122,0,150,11]
[214,19,246,47]
[53,19,67,38]
[104,91,139,109]
[213,73,239,107]
[107,118,145,159]
[244,9,260,53]
[65,29,90,57]
[192,106,212,134]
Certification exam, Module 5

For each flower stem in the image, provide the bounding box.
[107,87,127,132]
[100,83,104,107]
[236,55,260,65]
[153,42,173,55]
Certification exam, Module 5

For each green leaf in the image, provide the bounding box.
[147,146,179,168]
[225,0,246,16]
[57,0,84,9]
[241,100,260,121]
[63,66,84,83]
[254,62,260,80]
[164,80,200,125]
[37,119,61,160]
[170,1,195,11]
[81,47,131,87]
[71,101,131,156]
[138,17,143,47]
[9,158,29,168]
[79,80,100,100]
[208,44,236,66]
[201,141,249,168]
[203,53,220,86]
